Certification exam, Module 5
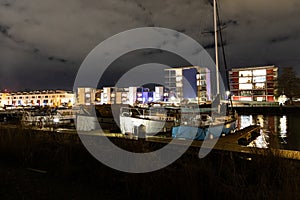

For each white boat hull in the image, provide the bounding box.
[120,116,174,135]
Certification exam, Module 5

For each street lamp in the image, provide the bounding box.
[226,91,233,111]
[226,91,230,100]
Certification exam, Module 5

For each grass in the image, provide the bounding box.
[0,125,300,200]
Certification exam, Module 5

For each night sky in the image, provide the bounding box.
[0,0,300,91]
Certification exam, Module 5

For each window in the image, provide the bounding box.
[239,77,252,84]
[253,69,266,76]
[239,70,252,77]
[239,84,253,90]
[254,83,265,89]
[240,91,252,96]
[253,76,266,83]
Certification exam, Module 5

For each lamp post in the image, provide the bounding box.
[226,91,233,111]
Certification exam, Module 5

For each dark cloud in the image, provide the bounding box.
[48,56,68,63]
[0,0,299,91]
[203,42,227,49]
[0,24,10,36]
[270,35,291,43]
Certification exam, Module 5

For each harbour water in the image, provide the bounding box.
[237,113,300,151]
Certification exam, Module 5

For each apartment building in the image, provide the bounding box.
[0,90,75,108]
[229,65,278,102]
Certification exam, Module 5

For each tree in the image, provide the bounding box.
[278,67,300,104]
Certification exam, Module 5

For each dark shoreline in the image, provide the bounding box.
[1,126,300,199]
[232,105,300,115]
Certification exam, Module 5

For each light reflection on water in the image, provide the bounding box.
[237,114,300,151]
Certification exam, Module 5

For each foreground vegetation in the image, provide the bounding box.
[0,126,300,200]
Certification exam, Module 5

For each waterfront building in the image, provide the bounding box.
[77,87,98,105]
[101,87,129,105]
[0,90,75,108]
[100,86,163,106]
[164,66,211,103]
[229,65,278,102]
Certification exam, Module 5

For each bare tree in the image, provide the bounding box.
[278,67,300,104]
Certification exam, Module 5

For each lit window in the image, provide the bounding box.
[253,69,266,76]
[239,71,252,77]
[239,84,253,90]
[253,76,266,83]
[239,77,252,84]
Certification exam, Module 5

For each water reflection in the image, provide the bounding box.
[237,114,300,151]
[279,116,287,138]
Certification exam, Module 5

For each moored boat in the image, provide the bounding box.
[119,106,179,136]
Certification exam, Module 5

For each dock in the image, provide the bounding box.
[146,125,300,161]
[2,124,300,161]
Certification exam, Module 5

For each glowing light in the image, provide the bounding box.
[279,116,287,138]
[240,115,253,129]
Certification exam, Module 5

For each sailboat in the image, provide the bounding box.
[119,0,237,138]
[171,0,237,140]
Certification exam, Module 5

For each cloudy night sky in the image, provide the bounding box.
[0,0,300,91]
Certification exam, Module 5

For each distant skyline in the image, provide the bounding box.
[0,0,300,91]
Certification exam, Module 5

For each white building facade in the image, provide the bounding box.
[0,90,75,108]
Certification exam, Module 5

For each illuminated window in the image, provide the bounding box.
[254,83,265,89]
[239,77,252,83]
[176,77,182,82]
[253,76,266,83]
[253,69,266,76]
[239,84,253,90]
[239,71,252,77]
[241,91,252,96]
[256,97,264,101]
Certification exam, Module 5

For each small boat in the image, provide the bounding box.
[21,108,76,128]
[171,106,237,140]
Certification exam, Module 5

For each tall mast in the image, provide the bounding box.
[214,0,220,95]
